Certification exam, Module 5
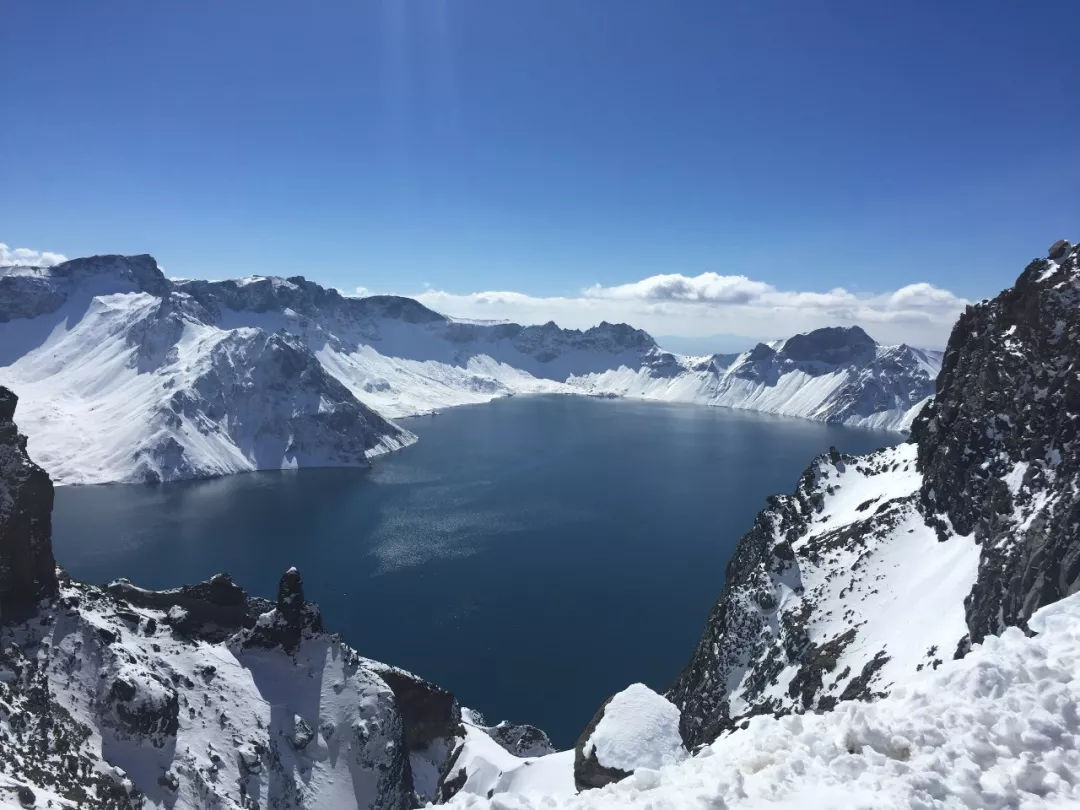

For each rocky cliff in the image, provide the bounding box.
[668,239,1080,748]
[912,239,1080,646]
[0,387,56,620]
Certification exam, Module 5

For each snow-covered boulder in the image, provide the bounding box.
[573,683,687,790]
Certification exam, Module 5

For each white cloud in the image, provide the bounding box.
[409,272,968,348]
[0,242,67,267]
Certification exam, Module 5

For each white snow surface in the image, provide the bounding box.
[446,591,1080,809]
[1,257,939,483]
[583,684,687,774]
[0,577,422,809]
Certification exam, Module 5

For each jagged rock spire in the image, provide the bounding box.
[0,386,58,620]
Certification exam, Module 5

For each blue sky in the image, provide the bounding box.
[3,1,1079,346]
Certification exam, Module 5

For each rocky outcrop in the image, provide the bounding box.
[106,571,271,641]
[573,695,632,790]
[912,239,1080,646]
[373,667,463,750]
[668,238,1080,750]
[0,387,56,620]
[482,720,555,758]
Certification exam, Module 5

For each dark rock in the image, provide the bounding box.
[107,572,271,642]
[0,387,58,621]
[107,676,180,738]
[373,667,462,749]
[912,239,1080,643]
[573,695,632,791]
[780,325,877,366]
[1049,239,1071,260]
[235,568,322,653]
[290,714,315,750]
[16,785,35,807]
[484,721,555,758]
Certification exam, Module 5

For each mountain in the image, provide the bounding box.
[667,237,1080,747]
[0,238,1077,807]
[0,258,413,484]
[0,254,939,484]
[571,325,942,431]
[0,388,464,807]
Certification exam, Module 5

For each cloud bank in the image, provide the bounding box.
[0,243,68,267]
[412,272,968,349]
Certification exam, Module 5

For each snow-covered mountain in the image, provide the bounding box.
[0,237,1078,808]
[0,254,939,483]
[0,258,413,484]
[573,326,941,431]
[668,237,1080,746]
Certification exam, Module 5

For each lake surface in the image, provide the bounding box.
[53,395,898,747]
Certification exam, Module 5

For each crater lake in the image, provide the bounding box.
[53,395,898,747]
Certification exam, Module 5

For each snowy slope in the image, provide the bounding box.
[570,327,941,432]
[0,258,413,484]
[0,568,467,809]
[1,255,938,483]
[670,238,1080,747]
[446,591,1080,809]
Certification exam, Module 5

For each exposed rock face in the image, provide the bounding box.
[669,239,1080,749]
[235,566,324,654]
[372,666,463,751]
[107,571,271,641]
[912,239,1080,646]
[573,695,632,790]
[483,720,555,758]
[0,387,57,620]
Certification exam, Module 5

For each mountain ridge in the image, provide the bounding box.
[0,254,940,484]
[667,237,1080,748]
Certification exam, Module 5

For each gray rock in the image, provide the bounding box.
[0,387,58,621]
[572,695,631,791]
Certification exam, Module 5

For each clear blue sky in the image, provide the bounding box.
[3,1,1079,307]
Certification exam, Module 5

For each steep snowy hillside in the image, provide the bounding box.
[437,237,1080,809]
[446,591,1080,809]
[0,258,412,484]
[669,238,1080,747]
[570,326,941,431]
[1,254,938,483]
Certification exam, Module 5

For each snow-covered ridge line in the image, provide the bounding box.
[0,253,939,483]
[446,591,1080,809]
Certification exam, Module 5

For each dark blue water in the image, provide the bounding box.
[52,395,897,747]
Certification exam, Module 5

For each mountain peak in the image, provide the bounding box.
[779,325,877,365]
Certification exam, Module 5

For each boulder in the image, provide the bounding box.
[574,683,687,791]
